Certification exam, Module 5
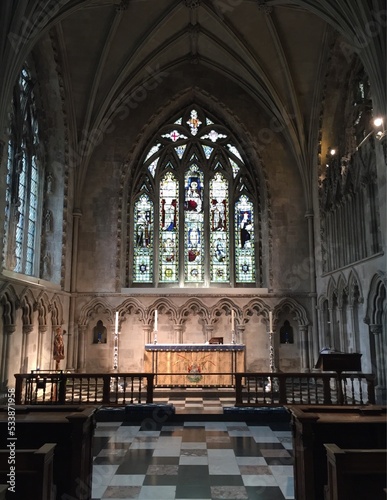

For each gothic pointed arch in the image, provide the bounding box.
[365,272,387,326]
[275,298,309,327]
[121,88,270,289]
[180,298,210,326]
[78,298,112,326]
[119,298,148,324]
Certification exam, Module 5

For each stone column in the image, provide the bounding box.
[204,325,214,343]
[347,306,355,353]
[1,325,15,386]
[370,324,386,389]
[337,307,345,351]
[327,308,334,348]
[77,325,87,372]
[236,325,245,345]
[299,325,309,372]
[37,325,47,369]
[20,324,33,373]
[68,209,82,371]
[305,210,319,366]
[173,325,184,344]
[143,325,152,344]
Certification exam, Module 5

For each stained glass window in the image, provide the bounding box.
[133,194,153,282]
[235,195,255,282]
[160,172,179,282]
[210,173,229,282]
[5,66,41,276]
[185,165,204,282]
[130,106,258,287]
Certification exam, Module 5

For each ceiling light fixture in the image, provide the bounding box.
[356,117,386,150]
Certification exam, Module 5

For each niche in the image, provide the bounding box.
[280,320,294,344]
[93,320,107,344]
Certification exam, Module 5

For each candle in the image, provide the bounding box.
[231,310,235,331]
[155,309,158,331]
[269,311,273,332]
[115,311,118,334]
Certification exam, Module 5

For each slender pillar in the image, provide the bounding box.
[173,325,184,343]
[305,211,319,366]
[299,325,309,371]
[370,325,386,387]
[236,325,245,345]
[20,324,33,373]
[67,209,82,371]
[36,325,47,369]
[347,306,355,353]
[1,325,15,386]
[204,325,214,343]
[337,307,345,351]
[77,325,87,372]
[143,325,152,345]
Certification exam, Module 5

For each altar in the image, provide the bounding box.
[144,344,245,386]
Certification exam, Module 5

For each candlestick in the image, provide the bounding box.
[269,310,273,332]
[115,311,118,334]
[155,309,158,331]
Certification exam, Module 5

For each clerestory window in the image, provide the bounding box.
[130,105,259,287]
[4,66,41,276]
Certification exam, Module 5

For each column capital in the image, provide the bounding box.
[4,324,16,335]
[369,324,382,335]
[23,324,33,335]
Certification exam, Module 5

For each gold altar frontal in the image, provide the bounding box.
[144,343,245,386]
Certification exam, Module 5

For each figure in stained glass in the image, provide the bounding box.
[161,198,177,230]
[185,177,202,212]
[214,239,226,262]
[163,237,175,262]
[188,227,201,262]
[211,199,227,231]
[136,210,151,247]
[240,211,252,248]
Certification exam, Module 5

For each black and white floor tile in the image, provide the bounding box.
[92,417,294,500]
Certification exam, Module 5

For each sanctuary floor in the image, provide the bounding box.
[92,398,295,500]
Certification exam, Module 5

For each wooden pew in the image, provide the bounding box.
[0,443,56,500]
[0,485,7,500]
[324,444,387,500]
[0,405,97,500]
[287,405,387,500]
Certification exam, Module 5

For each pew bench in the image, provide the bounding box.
[324,444,387,500]
[0,443,56,500]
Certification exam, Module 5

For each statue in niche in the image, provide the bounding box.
[44,209,53,233]
[46,172,53,194]
[43,252,51,279]
[280,320,294,344]
[93,320,107,344]
[53,326,65,369]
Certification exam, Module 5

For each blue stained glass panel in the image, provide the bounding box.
[160,173,179,282]
[184,165,204,282]
[235,195,255,282]
[133,194,154,283]
[210,173,229,282]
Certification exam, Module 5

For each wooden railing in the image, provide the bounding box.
[14,372,154,405]
[14,371,376,406]
[234,372,376,406]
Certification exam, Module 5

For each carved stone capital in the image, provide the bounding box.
[4,324,16,335]
[369,324,382,335]
[185,0,201,9]
[23,324,33,335]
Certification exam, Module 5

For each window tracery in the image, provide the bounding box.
[130,105,258,287]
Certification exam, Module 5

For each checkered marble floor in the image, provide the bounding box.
[152,395,236,414]
[92,420,294,499]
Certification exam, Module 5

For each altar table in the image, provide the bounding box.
[144,343,245,386]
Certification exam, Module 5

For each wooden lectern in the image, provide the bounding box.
[315,351,362,404]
